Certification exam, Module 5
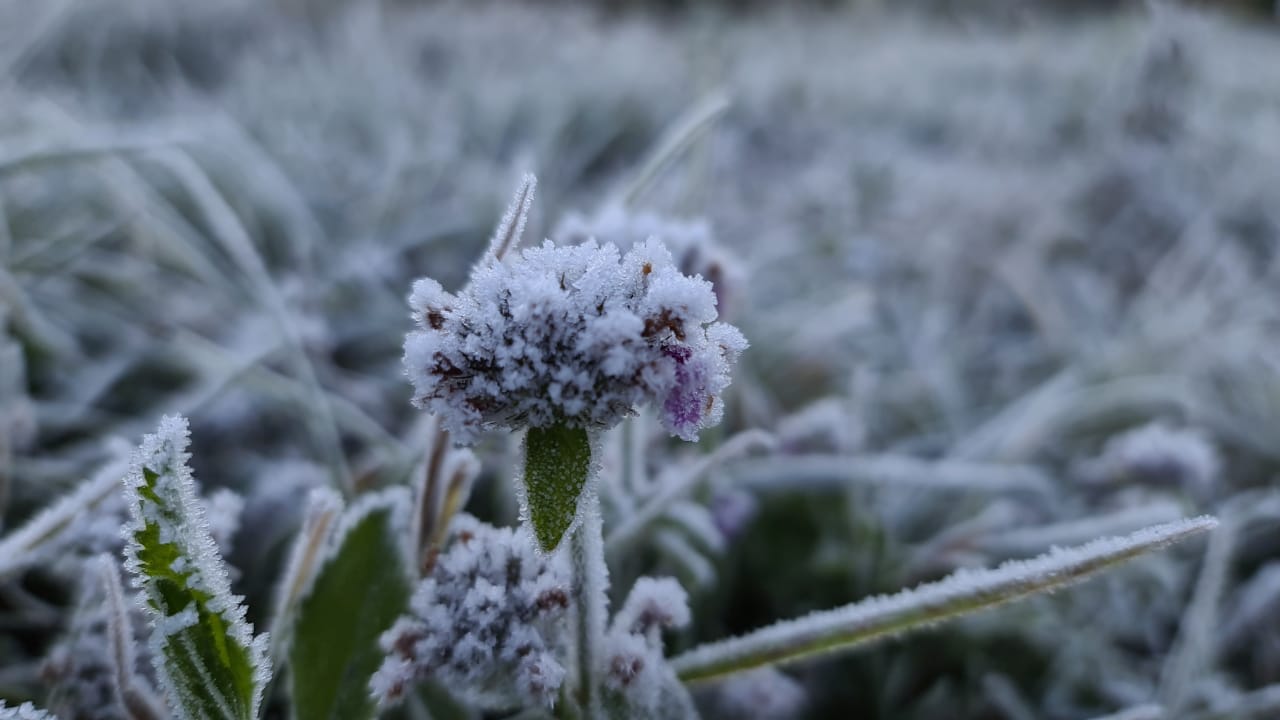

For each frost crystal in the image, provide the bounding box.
[404,238,747,444]
[371,514,572,710]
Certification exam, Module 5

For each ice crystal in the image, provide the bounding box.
[371,514,572,710]
[404,236,746,444]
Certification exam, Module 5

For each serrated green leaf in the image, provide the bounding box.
[289,492,412,720]
[123,416,270,720]
[522,424,592,553]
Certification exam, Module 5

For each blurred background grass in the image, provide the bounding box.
[3,1,1280,718]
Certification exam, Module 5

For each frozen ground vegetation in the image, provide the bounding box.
[1,1,1279,719]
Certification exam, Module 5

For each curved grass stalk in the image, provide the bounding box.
[670,516,1217,684]
[616,92,730,208]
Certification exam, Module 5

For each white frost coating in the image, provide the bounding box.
[484,173,537,263]
[555,203,746,314]
[403,237,747,444]
[0,702,56,720]
[157,605,200,637]
[570,504,611,716]
[670,516,1219,682]
[120,415,272,718]
[371,514,572,710]
[714,667,808,720]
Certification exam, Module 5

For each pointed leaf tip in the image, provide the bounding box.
[521,424,593,553]
[486,173,538,262]
[122,415,271,720]
[290,489,412,720]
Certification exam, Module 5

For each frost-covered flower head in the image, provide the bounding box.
[0,703,56,720]
[600,576,694,715]
[371,514,572,710]
[404,186,747,444]
[1087,421,1220,496]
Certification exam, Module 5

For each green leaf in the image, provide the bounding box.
[122,416,270,720]
[289,490,412,720]
[521,424,593,553]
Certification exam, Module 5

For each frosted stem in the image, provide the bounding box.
[571,500,608,718]
[670,516,1218,684]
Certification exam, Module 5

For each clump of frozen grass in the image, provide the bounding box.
[371,513,573,711]
[404,179,747,444]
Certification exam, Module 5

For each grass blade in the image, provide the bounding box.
[670,516,1218,684]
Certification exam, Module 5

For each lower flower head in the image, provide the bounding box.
[403,239,746,444]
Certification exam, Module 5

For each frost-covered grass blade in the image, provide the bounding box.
[288,489,412,720]
[122,415,270,720]
[670,516,1218,683]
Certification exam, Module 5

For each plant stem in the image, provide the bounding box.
[571,495,608,718]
